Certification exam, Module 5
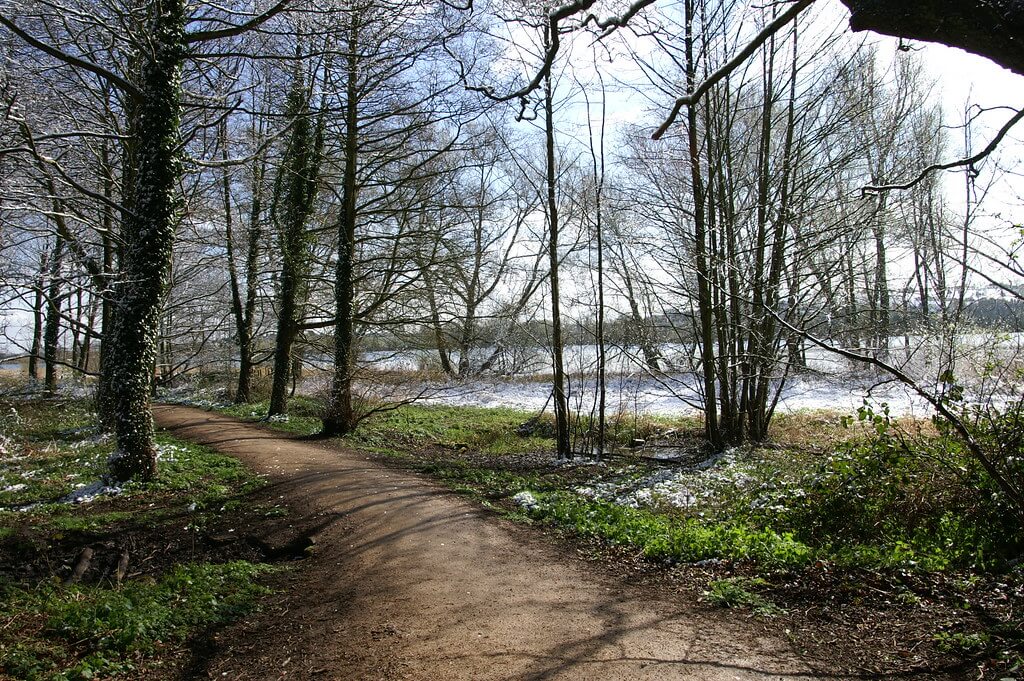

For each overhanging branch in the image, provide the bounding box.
[863,106,1024,194]
[186,0,291,43]
[651,0,814,140]
[0,14,142,100]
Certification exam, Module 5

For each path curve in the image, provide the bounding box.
[155,405,829,680]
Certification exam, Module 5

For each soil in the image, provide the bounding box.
[153,404,835,680]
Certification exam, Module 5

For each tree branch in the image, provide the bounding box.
[0,14,142,100]
[863,106,1024,194]
[652,0,814,140]
[186,0,291,43]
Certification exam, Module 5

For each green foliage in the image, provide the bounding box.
[420,460,542,494]
[933,630,991,656]
[958,399,1024,515]
[531,492,813,567]
[769,403,1021,571]
[0,562,274,680]
[705,577,786,617]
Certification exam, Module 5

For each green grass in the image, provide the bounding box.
[0,398,277,680]
[213,399,557,455]
[527,491,814,567]
[0,427,264,533]
[0,561,275,681]
[217,397,322,436]
[344,403,554,455]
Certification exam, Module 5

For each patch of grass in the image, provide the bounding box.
[217,399,322,436]
[347,403,554,456]
[705,577,786,617]
[420,460,546,496]
[0,430,265,535]
[933,630,991,656]
[528,491,813,567]
[0,561,275,680]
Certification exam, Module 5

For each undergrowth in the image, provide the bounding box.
[0,398,277,680]
[0,562,274,681]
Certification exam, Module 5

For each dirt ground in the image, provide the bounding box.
[153,404,847,680]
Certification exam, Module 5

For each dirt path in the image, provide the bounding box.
[154,405,832,680]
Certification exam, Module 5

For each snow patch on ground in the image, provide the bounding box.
[575,450,760,511]
[61,479,123,504]
[512,491,540,511]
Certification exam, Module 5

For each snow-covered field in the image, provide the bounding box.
[350,336,1024,419]
[351,372,937,418]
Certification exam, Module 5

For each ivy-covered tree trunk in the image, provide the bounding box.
[105,0,185,483]
[267,57,322,417]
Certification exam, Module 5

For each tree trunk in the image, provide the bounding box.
[96,139,118,430]
[542,25,570,461]
[105,0,185,483]
[323,20,360,436]
[268,56,321,417]
[43,232,65,395]
[28,251,46,382]
[684,0,721,449]
[221,119,263,405]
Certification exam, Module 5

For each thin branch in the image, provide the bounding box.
[863,106,1024,194]
[466,0,653,107]
[0,13,142,100]
[651,0,814,140]
[186,0,291,43]
[583,0,658,36]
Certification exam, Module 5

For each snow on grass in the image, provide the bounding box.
[512,490,540,511]
[372,372,935,418]
[61,479,123,504]
[573,449,769,512]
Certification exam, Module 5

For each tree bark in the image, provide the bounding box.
[268,57,321,417]
[105,0,186,483]
[542,24,571,461]
[28,251,46,382]
[685,0,721,449]
[43,231,65,395]
[322,17,360,436]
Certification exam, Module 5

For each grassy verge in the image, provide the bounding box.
[0,562,273,681]
[0,398,278,680]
